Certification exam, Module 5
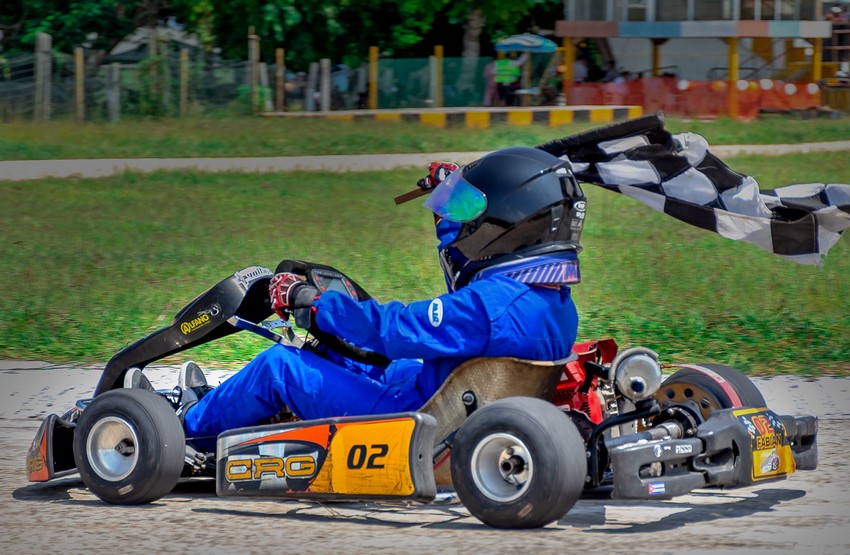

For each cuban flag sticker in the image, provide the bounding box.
[428,299,443,327]
[648,482,666,495]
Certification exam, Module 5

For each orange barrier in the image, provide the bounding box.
[568,78,822,119]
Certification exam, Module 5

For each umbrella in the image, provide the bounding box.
[495,34,558,54]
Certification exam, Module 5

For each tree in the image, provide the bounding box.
[172,0,559,67]
[443,0,563,54]
[440,1,562,101]
[1,0,564,69]
[0,1,168,54]
[169,0,446,69]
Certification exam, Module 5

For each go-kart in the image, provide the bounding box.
[26,259,819,529]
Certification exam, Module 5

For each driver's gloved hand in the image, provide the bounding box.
[269,273,320,319]
[417,161,459,192]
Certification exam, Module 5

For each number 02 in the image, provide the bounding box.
[347,444,389,469]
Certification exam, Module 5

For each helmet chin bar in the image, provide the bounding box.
[450,243,582,291]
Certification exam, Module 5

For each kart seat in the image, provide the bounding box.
[418,355,574,486]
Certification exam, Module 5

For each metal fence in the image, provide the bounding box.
[0,53,39,120]
[1,50,275,121]
[0,37,497,121]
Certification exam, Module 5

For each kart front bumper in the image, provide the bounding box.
[27,409,81,482]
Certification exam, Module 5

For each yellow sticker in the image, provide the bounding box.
[310,418,416,496]
[752,444,796,481]
[734,409,797,481]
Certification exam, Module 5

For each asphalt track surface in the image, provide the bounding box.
[2,144,850,553]
[2,362,849,555]
[2,140,850,181]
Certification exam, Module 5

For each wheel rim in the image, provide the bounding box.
[470,432,533,503]
[659,382,728,421]
[85,416,140,482]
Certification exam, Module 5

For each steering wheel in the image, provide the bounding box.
[274,259,391,367]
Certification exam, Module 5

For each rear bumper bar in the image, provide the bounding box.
[608,408,818,499]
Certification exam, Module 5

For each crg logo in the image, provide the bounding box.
[225,455,317,482]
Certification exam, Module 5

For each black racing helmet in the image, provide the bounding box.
[425,146,586,290]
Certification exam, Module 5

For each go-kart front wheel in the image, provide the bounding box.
[656,363,766,421]
[72,388,185,505]
[450,397,586,529]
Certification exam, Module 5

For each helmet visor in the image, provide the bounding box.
[423,170,487,222]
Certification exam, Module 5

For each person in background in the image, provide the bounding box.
[602,60,619,83]
[573,57,589,83]
[837,6,850,62]
[825,5,846,62]
[483,60,498,106]
[495,52,527,106]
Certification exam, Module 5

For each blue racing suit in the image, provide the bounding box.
[183,274,579,447]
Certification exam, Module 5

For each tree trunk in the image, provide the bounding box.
[138,0,162,28]
[456,8,484,102]
[461,8,484,59]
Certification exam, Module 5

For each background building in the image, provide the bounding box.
[559,0,839,82]
[556,0,842,117]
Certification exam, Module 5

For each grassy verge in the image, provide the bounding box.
[1,115,849,161]
[1,152,847,375]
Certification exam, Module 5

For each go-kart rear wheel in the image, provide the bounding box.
[450,397,586,529]
[656,363,766,421]
[72,388,185,505]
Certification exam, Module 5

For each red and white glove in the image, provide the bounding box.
[417,161,459,192]
[269,273,319,319]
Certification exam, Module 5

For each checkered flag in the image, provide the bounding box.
[537,113,850,265]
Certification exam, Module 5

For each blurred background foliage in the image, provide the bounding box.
[0,0,565,70]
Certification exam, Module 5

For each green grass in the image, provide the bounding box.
[1,114,849,161]
[1,152,848,375]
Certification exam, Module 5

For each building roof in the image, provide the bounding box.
[555,20,832,39]
[109,26,199,57]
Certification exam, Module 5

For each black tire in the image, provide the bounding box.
[72,389,185,505]
[656,363,766,421]
[450,397,586,529]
